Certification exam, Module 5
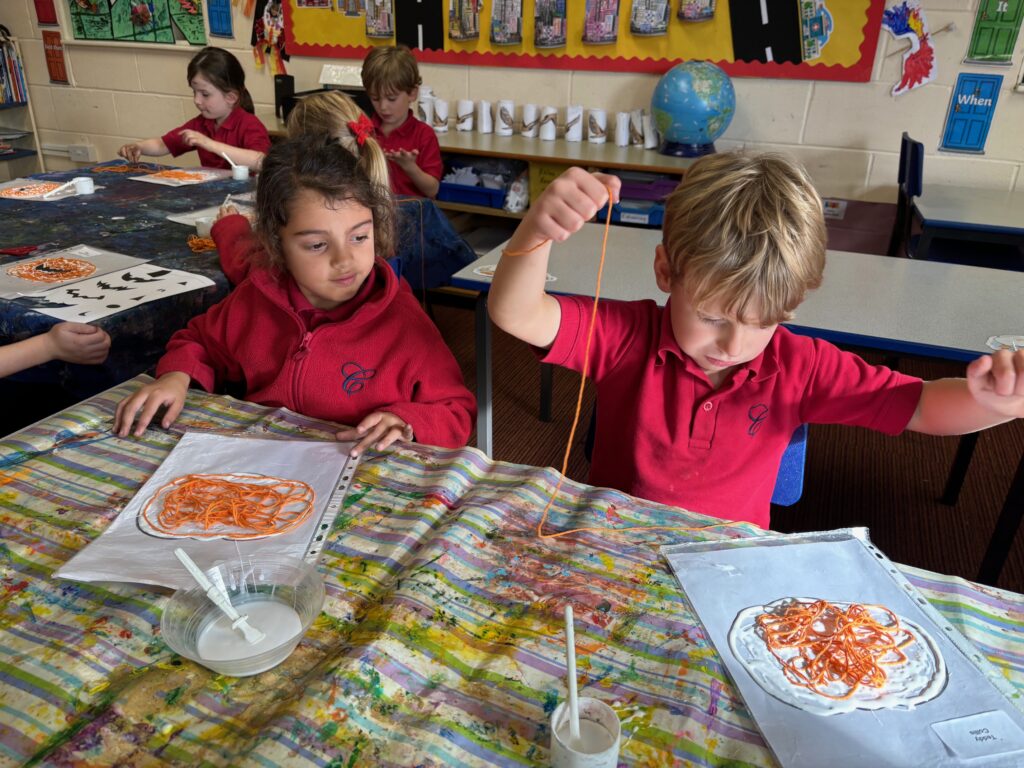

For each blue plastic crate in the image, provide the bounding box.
[596,199,665,227]
[437,181,506,209]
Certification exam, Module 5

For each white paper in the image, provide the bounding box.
[432,97,449,132]
[13,264,214,322]
[662,530,1024,768]
[614,112,630,147]
[477,100,492,133]
[456,99,474,131]
[166,203,253,227]
[521,103,539,138]
[587,109,607,144]
[931,711,1024,761]
[0,244,149,299]
[0,177,96,202]
[55,433,358,589]
[130,168,231,187]
[539,106,558,141]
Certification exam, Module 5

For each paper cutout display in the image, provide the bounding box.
[66,0,207,44]
[631,0,670,36]
[882,0,935,97]
[450,0,482,42]
[41,30,69,83]
[583,0,619,44]
[966,0,1023,65]
[941,72,1002,154]
[206,0,234,37]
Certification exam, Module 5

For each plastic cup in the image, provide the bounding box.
[73,177,95,195]
[161,554,324,676]
[194,216,216,238]
[232,165,250,181]
[550,697,620,768]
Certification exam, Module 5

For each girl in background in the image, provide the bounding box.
[118,47,270,171]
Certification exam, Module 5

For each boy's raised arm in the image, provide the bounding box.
[489,167,619,349]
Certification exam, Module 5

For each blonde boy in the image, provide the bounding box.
[488,154,1024,528]
[360,45,442,199]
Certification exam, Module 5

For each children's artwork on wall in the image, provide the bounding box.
[365,0,394,38]
[33,0,60,26]
[284,0,885,81]
[12,265,215,322]
[941,72,1002,154]
[252,0,289,73]
[882,0,935,97]
[965,0,1023,65]
[41,31,69,84]
[631,0,670,36]
[535,0,567,48]
[295,0,331,6]
[66,0,207,44]
[490,1,523,45]
[207,0,233,36]
[339,0,362,16]
[583,0,620,44]
[449,0,482,41]
[678,0,715,22]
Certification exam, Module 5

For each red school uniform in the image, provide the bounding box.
[371,110,443,197]
[156,259,474,448]
[542,295,923,529]
[161,107,271,169]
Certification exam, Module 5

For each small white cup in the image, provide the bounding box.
[194,216,215,238]
[73,177,95,195]
[232,165,250,181]
[550,698,621,768]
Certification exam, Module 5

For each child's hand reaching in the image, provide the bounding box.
[114,372,191,437]
[966,349,1024,418]
[118,143,142,163]
[178,129,213,152]
[47,322,111,365]
[336,411,414,457]
[384,148,420,172]
[521,167,621,245]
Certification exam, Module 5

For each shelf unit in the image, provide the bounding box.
[0,37,44,178]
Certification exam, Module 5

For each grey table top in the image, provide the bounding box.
[914,187,1024,233]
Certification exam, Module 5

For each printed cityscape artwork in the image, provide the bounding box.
[490,0,523,45]
[535,0,567,47]
[450,0,482,41]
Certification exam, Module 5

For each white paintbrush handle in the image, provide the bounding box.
[41,180,75,199]
[565,605,581,741]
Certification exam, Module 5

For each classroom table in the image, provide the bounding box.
[913,186,1024,260]
[1,378,1022,766]
[450,225,1024,585]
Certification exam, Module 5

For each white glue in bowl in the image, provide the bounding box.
[194,216,216,238]
[161,554,324,676]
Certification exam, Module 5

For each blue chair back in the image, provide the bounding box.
[889,132,924,257]
[771,423,808,507]
[386,256,403,279]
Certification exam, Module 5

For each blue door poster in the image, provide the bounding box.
[941,72,1002,153]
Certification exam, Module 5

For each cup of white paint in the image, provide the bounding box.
[232,165,250,181]
[73,177,96,195]
[550,697,621,768]
[161,554,324,676]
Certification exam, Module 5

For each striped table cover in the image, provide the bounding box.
[0,378,1021,767]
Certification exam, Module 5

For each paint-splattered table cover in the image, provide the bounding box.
[1,378,1022,767]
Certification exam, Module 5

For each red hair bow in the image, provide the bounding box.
[348,113,375,146]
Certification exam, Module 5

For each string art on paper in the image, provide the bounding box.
[502,185,745,541]
[0,182,62,200]
[754,599,915,700]
[188,235,217,252]
[7,256,96,283]
[149,169,209,183]
[91,163,164,174]
[140,473,315,540]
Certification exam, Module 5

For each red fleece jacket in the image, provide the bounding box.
[156,254,475,448]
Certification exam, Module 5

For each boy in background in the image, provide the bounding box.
[361,45,442,199]
[488,153,1024,529]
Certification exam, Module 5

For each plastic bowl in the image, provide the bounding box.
[194,216,216,238]
[161,554,324,676]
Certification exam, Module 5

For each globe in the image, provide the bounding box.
[651,60,736,157]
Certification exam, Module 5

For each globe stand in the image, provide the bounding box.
[659,141,716,158]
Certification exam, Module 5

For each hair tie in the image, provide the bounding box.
[347,114,375,146]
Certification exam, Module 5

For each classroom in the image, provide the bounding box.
[1,1,1024,765]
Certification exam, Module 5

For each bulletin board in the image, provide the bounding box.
[284,1,885,81]
[66,0,207,44]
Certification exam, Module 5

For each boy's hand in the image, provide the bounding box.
[521,167,621,244]
[966,350,1024,418]
[335,411,413,457]
[118,143,142,163]
[47,323,111,365]
[384,148,420,172]
[114,372,191,437]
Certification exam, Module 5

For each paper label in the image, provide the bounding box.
[931,710,1024,760]
[619,212,649,224]
[822,198,848,219]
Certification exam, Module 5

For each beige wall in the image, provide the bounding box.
[4,0,1022,201]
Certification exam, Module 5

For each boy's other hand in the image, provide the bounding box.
[118,143,142,162]
[384,148,420,171]
[966,349,1024,417]
[114,372,190,437]
[523,168,621,244]
[47,322,111,365]
[336,411,413,457]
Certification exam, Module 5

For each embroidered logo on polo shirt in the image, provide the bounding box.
[341,361,375,395]
[747,404,768,435]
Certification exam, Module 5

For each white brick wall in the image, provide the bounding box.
[5,0,1022,199]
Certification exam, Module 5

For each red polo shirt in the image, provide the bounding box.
[371,110,443,197]
[544,295,923,528]
[162,107,271,169]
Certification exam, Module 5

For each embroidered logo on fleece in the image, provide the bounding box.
[747,404,768,436]
[341,361,375,395]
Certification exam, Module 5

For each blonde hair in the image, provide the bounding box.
[661,151,826,325]
[286,90,391,194]
[361,44,421,99]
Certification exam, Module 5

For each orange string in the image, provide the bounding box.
[6,256,96,282]
[141,473,315,539]
[188,235,217,253]
[91,163,162,174]
[755,599,915,700]
[501,187,745,541]
[150,169,208,182]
